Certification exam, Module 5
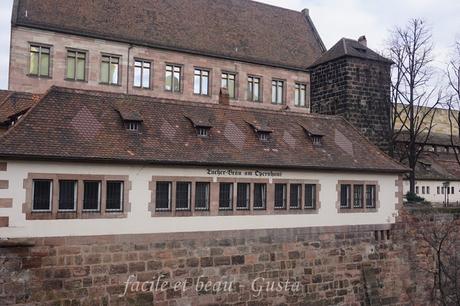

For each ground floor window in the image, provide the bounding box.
[156,181,172,211]
[253,183,267,210]
[32,180,52,211]
[219,183,233,210]
[305,184,317,209]
[195,182,210,210]
[237,183,250,210]
[290,184,302,209]
[274,184,287,209]
[58,180,77,211]
[339,182,378,212]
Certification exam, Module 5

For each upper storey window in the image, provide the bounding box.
[271,80,284,104]
[221,72,236,99]
[165,64,182,92]
[29,44,50,77]
[294,83,307,107]
[100,55,120,85]
[247,76,261,102]
[193,68,210,96]
[66,50,86,81]
[134,60,151,89]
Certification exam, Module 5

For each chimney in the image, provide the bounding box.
[301,8,309,17]
[358,35,367,47]
[219,88,230,106]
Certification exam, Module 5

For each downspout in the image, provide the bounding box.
[126,44,134,95]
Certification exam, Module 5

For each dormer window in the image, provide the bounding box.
[259,132,270,141]
[126,121,139,131]
[299,123,324,146]
[115,106,143,133]
[197,127,210,137]
[185,115,212,138]
[247,121,273,142]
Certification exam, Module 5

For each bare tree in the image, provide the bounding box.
[447,41,460,164]
[415,211,460,305]
[388,19,441,193]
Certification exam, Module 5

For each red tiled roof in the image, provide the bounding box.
[0,91,41,124]
[13,0,325,70]
[0,87,407,173]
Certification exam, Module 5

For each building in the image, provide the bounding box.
[0,1,409,305]
[0,0,406,236]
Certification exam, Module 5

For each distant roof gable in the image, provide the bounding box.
[13,0,325,70]
[308,38,393,68]
[0,86,407,173]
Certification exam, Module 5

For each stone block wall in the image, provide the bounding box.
[1,224,409,306]
[2,207,458,306]
[310,57,392,153]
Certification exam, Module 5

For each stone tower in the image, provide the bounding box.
[309,36,393,152]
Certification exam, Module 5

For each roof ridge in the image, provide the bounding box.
[49,86,344,121]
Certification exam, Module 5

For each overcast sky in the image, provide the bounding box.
[0,0,459,90]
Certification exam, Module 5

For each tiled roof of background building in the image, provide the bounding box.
[308,38,392,68]
[13,0,325,70]
[0,86,407,173]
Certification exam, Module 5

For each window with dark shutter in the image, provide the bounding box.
[58,180,77,211]
[195,182,210,210]
[274,184,287,209]
[340,184,351,208]
[290,184,301,209]
[176,182,191,210]
[305,184,316,209]
[253,183,267,210]
[32,180,52,211]
[236,183,250,210]
[83,181,101,211]
[156,182,171,211]
[219,183,233,210]
[106,181,123,211]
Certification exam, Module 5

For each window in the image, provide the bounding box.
[437,186,440,194]
[441,187,445,194]
[366,185,376,208]
[106,181,123,211]
[175,182,191,211]
[415,186,419,194]
[253,183,267,210]
[66,50,86,81]
[274,184,287,209]
[290,184,302,209]
[194,69,209,95]
[340,184,351,208]
[156,182,172,211]
[305,184,316,209]
[197,127,209,137]
[258,132,270,142]
[353,185,364,208]
[221,72,236,98]
[83,181,101,211]
[219,183,233,210]
[271,80,284,104]
[165,64,181,92]
[195,182,210,210]
[452,186,455,194]
[427,186,430,194]
[58,180,77,211]
[248,76,261,102]
[134,60,151,89]
[32,180,52,211]
[236,183,250,210]
[294,83,307,107]
[126,121,140,131]
[29,45,50,77]
[422,186,425,194]
[100,55,120,85]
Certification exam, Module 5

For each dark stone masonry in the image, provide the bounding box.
[310,57,392,153]
[2,208,457,305]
